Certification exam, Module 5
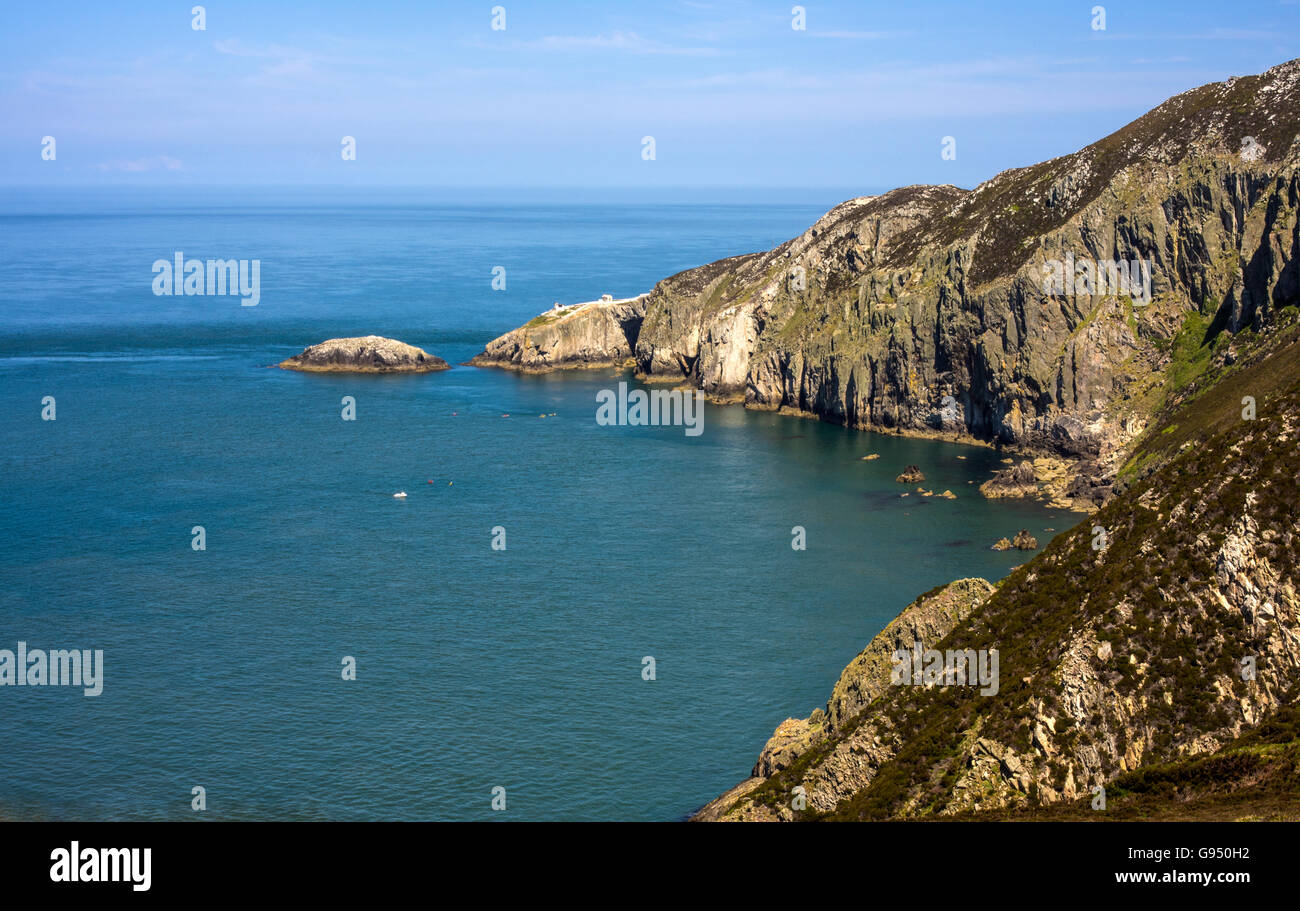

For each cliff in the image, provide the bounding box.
[474,59,1300,504]
[278,336,450,373]
[695,314,1300,821]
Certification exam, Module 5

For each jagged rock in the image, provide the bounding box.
[278,336,449,373]
[992,537,1014,551]
[1012,530,1039,550]
[1033,722,1055,757]
[753,716,822,777]
[691,579,998,821]
[895,465,925,483]
[824,578,997,730]
[980,460,1038,498]
[1065,460,1114,507]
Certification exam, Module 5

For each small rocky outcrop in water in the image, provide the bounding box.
[1012,529,1039,550]
[993,530,1038,551]
[278,336,449,373]
[895,465,925,483]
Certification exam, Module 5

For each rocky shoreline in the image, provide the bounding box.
[470,298,1097,508]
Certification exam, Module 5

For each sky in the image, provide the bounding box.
[2,0,1298,193]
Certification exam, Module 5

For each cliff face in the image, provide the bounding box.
[476,59,1300,478]
[640,61,1299,461]
[694,318,1300,821]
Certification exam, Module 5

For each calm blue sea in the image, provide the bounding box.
[0,188,1082,821]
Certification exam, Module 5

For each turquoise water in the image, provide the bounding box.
[0,190,1082,820]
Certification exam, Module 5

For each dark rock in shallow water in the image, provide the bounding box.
[896,465,925,483]
[278,336,450,373]
[1012,529,1039,550]
[992,530,1038,551]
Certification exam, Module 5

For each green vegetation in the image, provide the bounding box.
[1161,311,1215,393]
[1120,309,1300,485]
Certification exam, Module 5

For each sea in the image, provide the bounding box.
[0,187,1084,820]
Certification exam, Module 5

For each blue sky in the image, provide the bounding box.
[2,0,1297,192]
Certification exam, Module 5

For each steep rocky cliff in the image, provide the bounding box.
[695,315,1300,821]
[475,60,1300,502]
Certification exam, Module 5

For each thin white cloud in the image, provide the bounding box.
[94,156,182,173]
[1096,28,1286,41]
[808,30,904,40]
[1182,28,1282,39]
[211,38,366,87]
[212,38,269,58]
[473,31,721,57]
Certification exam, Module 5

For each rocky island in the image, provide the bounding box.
[466,296,647,373]
[278,336,450,373]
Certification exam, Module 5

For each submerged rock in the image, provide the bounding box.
[278,336,449,373]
